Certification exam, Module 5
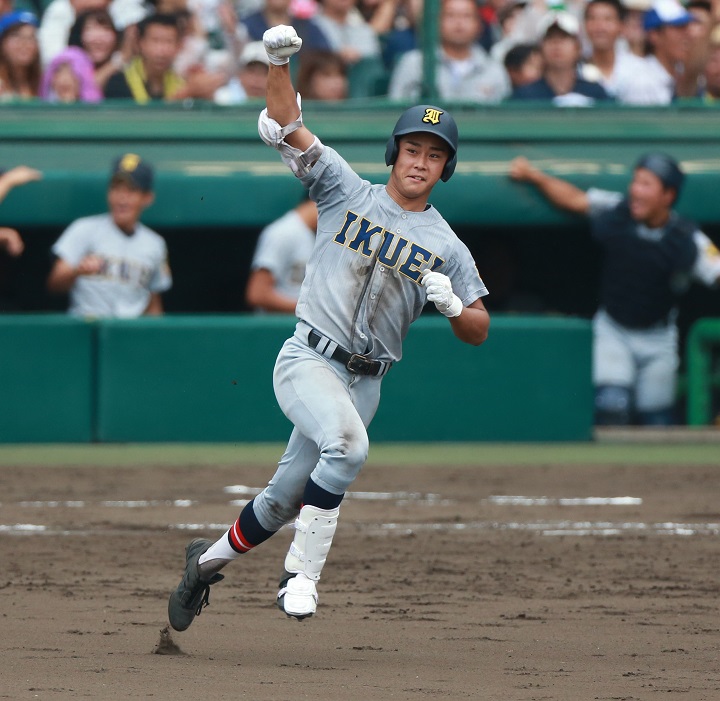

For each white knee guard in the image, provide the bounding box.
[284,504,339,581]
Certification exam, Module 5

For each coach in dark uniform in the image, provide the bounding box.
[510,153,720,425]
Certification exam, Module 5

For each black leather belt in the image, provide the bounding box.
[308,329,390,376]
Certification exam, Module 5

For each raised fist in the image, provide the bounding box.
[263,25,302,66]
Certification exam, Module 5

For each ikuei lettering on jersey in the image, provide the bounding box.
[333,210,445,281]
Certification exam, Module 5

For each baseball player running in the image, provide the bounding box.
[509,153,720,425]
[168,24,490,630]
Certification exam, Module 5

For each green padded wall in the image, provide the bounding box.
[95,316,292,442]
[94,315,592,443]
[373,316,593,442]
[0,316,94,442]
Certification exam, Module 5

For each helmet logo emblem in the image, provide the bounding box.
[120,153,141,172]
[422,108,443,125]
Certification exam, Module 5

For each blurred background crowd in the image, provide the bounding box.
[0,0,719,105]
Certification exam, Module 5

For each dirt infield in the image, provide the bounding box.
[3,451,720,700]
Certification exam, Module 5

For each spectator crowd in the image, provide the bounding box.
[0,0,719,104]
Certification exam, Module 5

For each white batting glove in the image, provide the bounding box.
[263,25,302,65]
[421,271,463,318]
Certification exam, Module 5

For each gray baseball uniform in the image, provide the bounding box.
[52,213,172,318]
[252,146,488,531]
[250,207,315,308]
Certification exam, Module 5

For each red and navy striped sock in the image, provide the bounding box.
[228,498,276,554]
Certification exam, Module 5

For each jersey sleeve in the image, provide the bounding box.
[148,238,173,293]
[586,188,624,218]
[691,230,720,287]
[51,219,93,267]
[300,146,365,207]
[448,238,489,307]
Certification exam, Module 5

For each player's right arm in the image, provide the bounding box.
[0,227,24,256]
[509,157,589,215]
[47,255,105,293]
[263,25,315,153]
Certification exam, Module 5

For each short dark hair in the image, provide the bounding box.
[503,43,539,72]
[68,10,119,56]
[584,0,625,21]
[137,13,179,39]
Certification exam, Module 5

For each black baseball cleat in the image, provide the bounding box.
[168,538,224,632]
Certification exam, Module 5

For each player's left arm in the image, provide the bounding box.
[421,270,489,346]
[448,297,490,346]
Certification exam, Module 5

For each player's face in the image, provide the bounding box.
[628,168,675,225]
[388,133,449,210]
[108,180,154,233]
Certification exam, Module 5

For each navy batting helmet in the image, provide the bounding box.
[385,105,459,182]
[634,153,684,199]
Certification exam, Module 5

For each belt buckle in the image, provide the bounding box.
[346,353,376,376]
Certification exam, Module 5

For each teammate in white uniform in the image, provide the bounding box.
[168,24,490,631]
[245,199,317,313]
[47,154,172,318]
[509,153,720,425]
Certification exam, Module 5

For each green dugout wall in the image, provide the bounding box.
[0,315,592,443]
[2,102,720,228]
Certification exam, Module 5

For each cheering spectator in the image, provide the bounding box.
[676,0,714,96]
[388,0,510,102]
[0,11,41,99]
[579,0,649,100]
[511,10,610,104]
[242,0,331,52]
[40,45,103,101]
[489,0,530,63]
[314,0,381,66]
[68,9,122,91]
[296,48,348,100]
[38,0,111,66]
[503,42,542,89]
[620,0,652,56]
[104,13,186,101]
[213,39,268,103]
[625,0,698,104]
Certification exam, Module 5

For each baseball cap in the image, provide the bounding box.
[643,0,696,30]
[635,153,684,195]
[538,10,580,38]
[239,41,270,68]
[110,153,154,192]
[0,10,38,38]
